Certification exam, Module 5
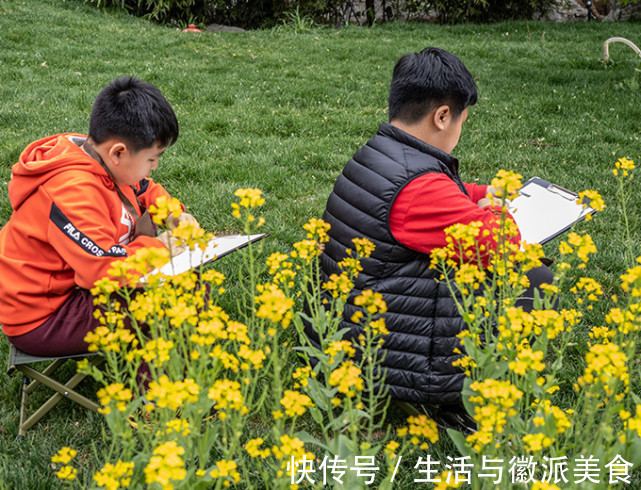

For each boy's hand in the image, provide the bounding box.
[478,186,505,208]
[166,212,199,229]
[486,185,500,197]
[478,196,505,208]
[157,230,186,256]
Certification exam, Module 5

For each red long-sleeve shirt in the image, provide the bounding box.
[389,172,520,264]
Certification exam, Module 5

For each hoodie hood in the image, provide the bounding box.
[9,133,110,210]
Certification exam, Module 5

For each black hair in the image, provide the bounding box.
[388,47,477,124]
[88,77,179,153]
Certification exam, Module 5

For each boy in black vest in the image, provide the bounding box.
[306,47,553,428]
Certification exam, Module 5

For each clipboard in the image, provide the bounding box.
[142,233,267,280]
[507,177,595,245]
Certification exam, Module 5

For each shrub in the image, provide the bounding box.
[401,0,558,24]
[85,0,344,29]
[86,0,561,28]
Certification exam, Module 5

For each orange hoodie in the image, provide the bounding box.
[0,133,175,336]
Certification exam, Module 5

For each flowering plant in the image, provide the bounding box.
[429,164,641,489]
[55,188,436,489]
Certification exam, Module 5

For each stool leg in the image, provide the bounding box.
[24,358,67,396]
[18,376,28,439]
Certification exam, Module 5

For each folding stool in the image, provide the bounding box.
[7,344,103,438]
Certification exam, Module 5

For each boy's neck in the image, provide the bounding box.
[390,119,443,152]
[83,137,108,162]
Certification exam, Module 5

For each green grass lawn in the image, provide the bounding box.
[1,0,641,487]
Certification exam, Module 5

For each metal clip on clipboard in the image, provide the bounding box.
[547,183,579,202]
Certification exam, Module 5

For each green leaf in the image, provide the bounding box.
[446,428,470,455]
[628,435,641,467]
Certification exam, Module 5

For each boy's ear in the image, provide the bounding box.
[107,141,128,166]
[432,105,452,131]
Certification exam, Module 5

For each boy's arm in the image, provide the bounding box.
[462,181,490,203]
[390,173,520,264]
[136,177,178,210]
[136,178,198,228]
[44,180,167,289]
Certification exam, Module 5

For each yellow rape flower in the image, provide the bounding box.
[158,419,191,438]
[452,355,477,376]
[280,390,314,417]
[613,156,635,177]
[149,196,182,226]
[624,405,641,438]
[144,441,186,490]
[338,256,363,276]
[142,338,174,366]
[368,317,389,336]
[56,466,78,481]
[576,342,629,398]
[466,379,523,452]
[523,433,554,452]
[384,440,400,459]
[578,189,605,212]
[210,460,241,487]
[433,470,464,489]
[620,264,641,297]
[491,169,523,200]
[106,247,171,284]
[508,344,545,376]
[570,277,603,309]
[208,379,247,416]
[530,309,565,339]
[589,326,615,342]
[245,438,271,458]
[52,447,77,465]
[171,221,208,251]
[354,289,387,315]
[444,221,483,252]
[52,448,78,481]
[202,269,226,285]
[532,482,561,490]
[146,376,200,411]
[84,326,137,353]
[558,232,597,265]
[234,188,265,208]
[291,239,322,264]
[292,365,315,388]
[352,237,375,258]
[406,414,439,448]
[93,461,135,490]
[533,400,571,434]
[302,217,331,243]
[322,272,353,300]
[324,340,356,360]
[606,307,638,334]
[255,283,294,327]
[454,263,486,292]
[329,361,363,397]
[238,344,266,369]
[271,435,313,464]
[97,383,132,415]
[210,345,240,372]
[266,252,291,275]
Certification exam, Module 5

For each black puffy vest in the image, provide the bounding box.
[306,122,468,406]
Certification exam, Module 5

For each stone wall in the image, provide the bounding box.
[343,0,641,23]
[603,0,641,20]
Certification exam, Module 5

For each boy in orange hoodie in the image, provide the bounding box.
[0,76,197,356]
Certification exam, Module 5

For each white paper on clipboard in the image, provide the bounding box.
[142,233,266,280]
[507,177,595,245]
